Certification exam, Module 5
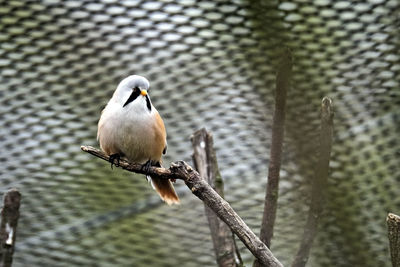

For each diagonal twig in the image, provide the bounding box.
[81,145,283,267]
[291,97,334,267]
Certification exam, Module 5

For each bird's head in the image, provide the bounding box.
[113,75,152,111]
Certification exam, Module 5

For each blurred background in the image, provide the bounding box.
[0,0,399,266]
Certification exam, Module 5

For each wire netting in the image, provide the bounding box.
[0,0,399,266]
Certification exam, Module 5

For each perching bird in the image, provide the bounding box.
[97,75,180,205]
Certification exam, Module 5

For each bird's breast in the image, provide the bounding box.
[120,113,156,162]
[98,102,165,164]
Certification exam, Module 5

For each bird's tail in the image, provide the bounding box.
[150,177,180,205]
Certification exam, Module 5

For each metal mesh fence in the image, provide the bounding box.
[0,0,399,266]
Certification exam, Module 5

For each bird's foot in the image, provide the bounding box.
[109,153,121,169]
[141,160,152,175]
[141,160,153,182]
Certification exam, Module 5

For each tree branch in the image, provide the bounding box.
[258,49,292,251]
[0,188,22,267]
[291,97,334,267]
[81,145,283,267]
[191,128,243,267]
[387,213,400,267]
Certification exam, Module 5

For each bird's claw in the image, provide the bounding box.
[109,153,121,169]
[141,160,152,175]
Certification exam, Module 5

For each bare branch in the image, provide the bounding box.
[259,49,292,251]
[387,213,400,267]
[81,145,283,267]
[291,97,334,267]
[191,128,243,267]
[0,188,22,267]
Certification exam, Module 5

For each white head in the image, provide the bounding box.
[112,75,152,112]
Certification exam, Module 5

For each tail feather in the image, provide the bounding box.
[151,177,180,205]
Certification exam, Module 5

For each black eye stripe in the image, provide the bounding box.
[145,95,152,112]
[123,88,140,107]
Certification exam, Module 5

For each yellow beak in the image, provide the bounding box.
[141,90,147,96]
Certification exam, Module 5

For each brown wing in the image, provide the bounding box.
[151,111,167,161]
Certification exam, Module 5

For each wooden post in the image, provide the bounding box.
[291,97,334,267]
[254,49,291,267]
[387,213,400,267]
[192,128,242,267]
[0,189,22,267]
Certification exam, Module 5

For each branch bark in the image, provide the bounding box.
[387,213,400,267]
[258,49,292,255]
[291,97,334,267]
[81,145,283,267]
[191,128,242,267]
[0,188,22,267]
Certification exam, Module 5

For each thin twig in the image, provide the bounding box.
[0,188,22,267]
[259,49,292,250]
[81,145,283,267]
[387,213,400,267]
[191,128,243,267]
[291,97,334,267]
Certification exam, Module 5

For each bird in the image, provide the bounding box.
[97,75,180,205]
